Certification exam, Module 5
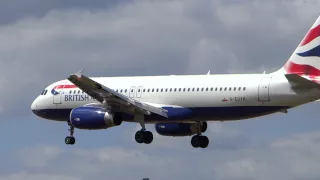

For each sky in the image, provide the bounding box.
[0,0,320,179]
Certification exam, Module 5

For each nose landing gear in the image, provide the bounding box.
[65,122,75,145]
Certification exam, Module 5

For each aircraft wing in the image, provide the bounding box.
[67,70,168,118]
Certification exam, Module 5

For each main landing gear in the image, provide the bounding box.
[65,122,75,145]
[135,130,153,144]
[191,122,209,148]
[134,113,153,144]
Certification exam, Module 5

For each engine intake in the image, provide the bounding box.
[70,106,122,130]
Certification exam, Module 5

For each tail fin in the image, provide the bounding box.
[281,15,320,76]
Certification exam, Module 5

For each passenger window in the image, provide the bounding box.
[187,88,190,91]
[192,88,195,91]
[224,87,227,91]
[170,88,172,92]
[74,90,76,94]
[210,88,213,91]
[238,87,241,91]
[215,88,218,91]
[183,88,185,91]
[174,88,176,92]
[229,87,231,91]
[243,87,246,91]
[220,87,222,91]
[234,87,236,91]
[197,88,199,91]
[148,89,150,92]
[165,89,167,92]
[206,88,209,91]
[152,89,154,92]
[161,89,163,92]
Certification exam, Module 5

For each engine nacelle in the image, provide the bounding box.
[155,122,207,137]
[70,106,122,130]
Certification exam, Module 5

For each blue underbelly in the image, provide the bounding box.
[32,106,289,122]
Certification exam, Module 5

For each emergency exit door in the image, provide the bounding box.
[258,77,271,102]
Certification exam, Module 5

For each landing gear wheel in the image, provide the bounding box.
[135,131,144,144]
[135,131,153,144]
[201,122,208,133]
[65,136,75,145]
[191,135,201,148]
[144,131,153,144]
[199,136,209,148]
[191,135,209,148]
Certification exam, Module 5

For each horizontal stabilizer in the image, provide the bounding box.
[285,74,320,88]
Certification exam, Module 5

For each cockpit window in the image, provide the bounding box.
[43,90,48,95]
[40,90,45,95]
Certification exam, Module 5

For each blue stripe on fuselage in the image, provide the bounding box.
[32,106,290,122]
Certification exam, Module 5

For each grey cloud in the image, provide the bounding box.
[0,0,128,25]
[4,130,320,180]
[0,0,318,116]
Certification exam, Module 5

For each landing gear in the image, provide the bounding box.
[191,121,209,148]
[134,113,154,144]
[65,136,75,145]
[65,122,75,145]
[135,130,153,144]
[191,135,209,148]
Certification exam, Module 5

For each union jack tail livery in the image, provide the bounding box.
[283,15,320,77]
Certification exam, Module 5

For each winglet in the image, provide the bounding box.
[74,69,84,79]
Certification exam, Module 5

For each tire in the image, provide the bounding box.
[65,136,71,145]
[201,122,207,133]
[200,136,209,148]
[144,131,153,144]
[135,131,144,144]
[191,135,200,148]
[65,136,76,145]
[70,137,76,145]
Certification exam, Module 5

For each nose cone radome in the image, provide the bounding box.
[31,97,39,111]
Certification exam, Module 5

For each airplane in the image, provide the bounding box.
[32,15,320,148]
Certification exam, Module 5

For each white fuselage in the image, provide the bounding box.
[31,73,320,123]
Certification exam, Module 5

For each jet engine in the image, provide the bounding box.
[155,122,207,136]
[70,106,122,130]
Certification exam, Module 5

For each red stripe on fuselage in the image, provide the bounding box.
[300,24,320,46]
[54,84,77,89]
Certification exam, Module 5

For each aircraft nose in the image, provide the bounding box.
[31,98,38,111]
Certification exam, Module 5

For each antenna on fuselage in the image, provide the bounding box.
[207,70,211,75]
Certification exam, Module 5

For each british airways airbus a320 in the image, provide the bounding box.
[31,15,320,148]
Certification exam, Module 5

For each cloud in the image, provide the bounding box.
[16,145,62,168]
[5,129,320,180]
[0,172,81,180]
[0,0,318,116]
